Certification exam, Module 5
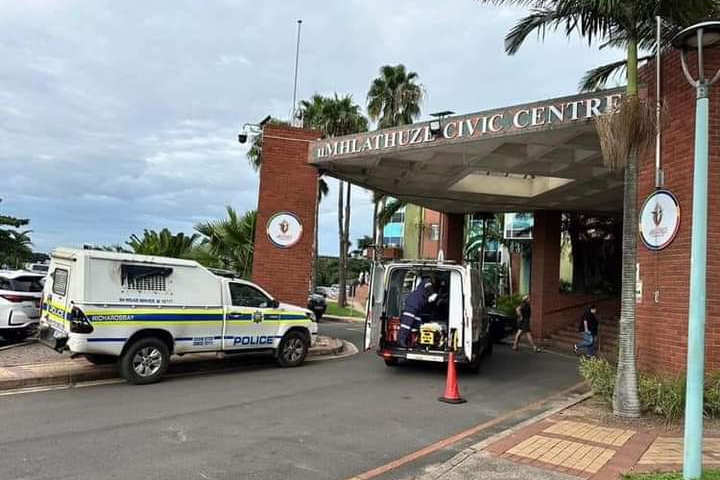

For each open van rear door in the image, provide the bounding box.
[364,264,386,351]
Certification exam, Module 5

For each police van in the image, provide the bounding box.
[38,248,317,384]
[364,259,491,371]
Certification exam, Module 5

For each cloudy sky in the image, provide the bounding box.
[0,0,622,256]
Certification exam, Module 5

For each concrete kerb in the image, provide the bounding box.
[322,314,365,324]
[0,335,354,392]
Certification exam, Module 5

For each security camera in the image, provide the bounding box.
[237,133,248,144]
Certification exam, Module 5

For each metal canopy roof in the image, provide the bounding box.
[308,88,626,214]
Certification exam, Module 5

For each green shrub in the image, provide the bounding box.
[495,294,523,318]
[579,356,616,404]
[639,374,686,421]
[579,357,720,422]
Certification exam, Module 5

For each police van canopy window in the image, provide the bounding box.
[121,265,172,291]
[52,268,69,296]
[230,283,270,308]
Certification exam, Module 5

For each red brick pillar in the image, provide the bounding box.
[440,213,465,263]
[251,124,320,307]
[530,210,561,338]
[636,49,720,374]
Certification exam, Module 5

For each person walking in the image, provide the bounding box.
[512,295,542,353]
[574,305,599,357]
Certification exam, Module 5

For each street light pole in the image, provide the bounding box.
[672,20,720,480]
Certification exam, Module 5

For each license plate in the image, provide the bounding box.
[406,353,444,362]
[420,331,435,344]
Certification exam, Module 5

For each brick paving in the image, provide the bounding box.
[483,416,720,479]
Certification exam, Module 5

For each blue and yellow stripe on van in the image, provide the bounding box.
[42,304,311,327]
[42,300,69,327]
[83,308,310,327]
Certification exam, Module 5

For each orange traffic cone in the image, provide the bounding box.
[438,351,466,404]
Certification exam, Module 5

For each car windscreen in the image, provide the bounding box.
[9,276,44,292]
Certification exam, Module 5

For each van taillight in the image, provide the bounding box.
[69,307,94,334]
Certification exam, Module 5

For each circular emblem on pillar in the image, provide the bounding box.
[266,212,303,248]
[639,190,680,251]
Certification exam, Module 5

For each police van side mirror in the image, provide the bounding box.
[270,299,280,309]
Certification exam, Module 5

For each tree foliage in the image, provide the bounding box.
[195,207,257,279]
[0,201,33,269]
[126,229,200,259]
[367,64,424,129]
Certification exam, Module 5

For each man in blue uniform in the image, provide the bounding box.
[398,278,438,348]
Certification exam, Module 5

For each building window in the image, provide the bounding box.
[383,236,403,248]
[430,224,440,241]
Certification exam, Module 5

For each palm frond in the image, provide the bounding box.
[594,96,657,173]
[377,199,406,228]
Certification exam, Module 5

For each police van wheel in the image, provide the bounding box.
[277,331,309,368]
[120,337,170,384]
[85,354,117,365]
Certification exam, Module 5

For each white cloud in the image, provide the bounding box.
[0,0,625,256]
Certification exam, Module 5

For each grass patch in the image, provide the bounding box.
[325,301,363,317]
[624,470,720,480]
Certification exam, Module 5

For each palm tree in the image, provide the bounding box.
[478,0,716,417]
[367,65,424,129]
[126,229,200,259]
[367,65,424,249]
[4,230,33,269]
[195,207,257,278]
[302,94,368,307]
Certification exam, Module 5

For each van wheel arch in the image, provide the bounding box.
[122,329,175,357]
[281,326,311,346]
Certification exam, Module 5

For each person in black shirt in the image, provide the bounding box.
[574,305,599,357]
[512,295,542,353]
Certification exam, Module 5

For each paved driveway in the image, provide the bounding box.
[0,320,581,480]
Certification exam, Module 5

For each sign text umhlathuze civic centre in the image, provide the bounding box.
[311,90,623,161]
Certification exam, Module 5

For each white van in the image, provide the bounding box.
[38,248,317,384]
[364,260,491,371]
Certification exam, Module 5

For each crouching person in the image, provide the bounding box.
[397,279,438,348]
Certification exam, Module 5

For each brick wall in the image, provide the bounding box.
[440,213,465,262]
[636,49,720,374]
[421,209,441,259]
[251,124,320,307]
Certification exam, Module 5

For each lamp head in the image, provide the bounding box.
[672,19,720,50]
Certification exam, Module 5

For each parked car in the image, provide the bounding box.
[0,270,44,341]
[487,307,516,343]
[307,289,327,321]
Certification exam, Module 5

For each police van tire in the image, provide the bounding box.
[277,331,309,368]
[119,337,170,384]
[85,354,117,365]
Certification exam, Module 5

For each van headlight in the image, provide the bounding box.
[308,312,317,323]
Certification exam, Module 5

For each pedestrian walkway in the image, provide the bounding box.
[416,412,720,479]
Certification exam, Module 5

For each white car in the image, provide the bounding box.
[0,270,44,341]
